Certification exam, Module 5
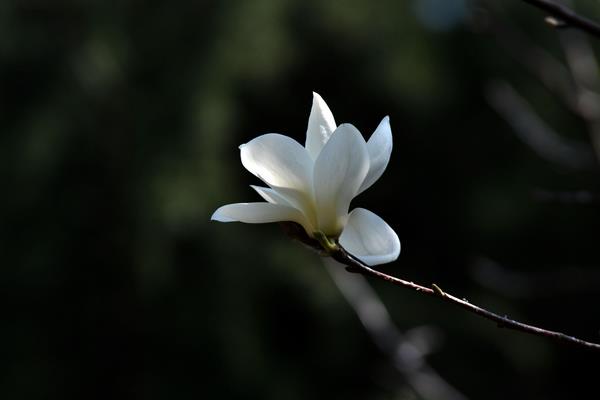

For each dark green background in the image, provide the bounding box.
[1,1,599,399]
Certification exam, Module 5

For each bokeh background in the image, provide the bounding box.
[2,0,599,399]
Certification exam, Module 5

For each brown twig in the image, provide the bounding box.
[325,259,468,400]
[522,0,600,37]
[484,7,581,115]
[330,245,600,352]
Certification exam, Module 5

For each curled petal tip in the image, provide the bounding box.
[312,92,330,108]
[336,122,358,130]
[306,91,337,159]
[356,115,393,194]
[211,208,235,222]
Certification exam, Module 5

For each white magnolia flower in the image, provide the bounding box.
[211,92,400,266]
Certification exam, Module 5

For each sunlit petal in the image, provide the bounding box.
[240,133,313,193]
[305,92,337,160]
[211,202,305,226]
[250,185,291,205]
[339,208,400,266]
[250,185,318,230]
[358,116,393,195]
[313,124,369,235]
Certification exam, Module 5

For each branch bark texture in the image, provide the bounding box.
[325,259,468,400]
[522,0,600,37]
[330,245,600,352]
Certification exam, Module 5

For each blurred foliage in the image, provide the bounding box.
[1,0,599,399]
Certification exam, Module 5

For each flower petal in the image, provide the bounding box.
[313,124,369,235]
[251,185,319,233]
[240,133,313,193]
[305,92,337,160]
[358,116,393,195]
[211,202,305,225]
[250,185,291,205]
[338,208,400,266]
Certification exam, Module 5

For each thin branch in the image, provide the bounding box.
[484,5,581,114]
[329,245,600,352]
[490,1,600,161]
[325,259,468,400]
[522,0,600,38]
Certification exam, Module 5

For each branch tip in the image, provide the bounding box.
[523,0,600,38]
